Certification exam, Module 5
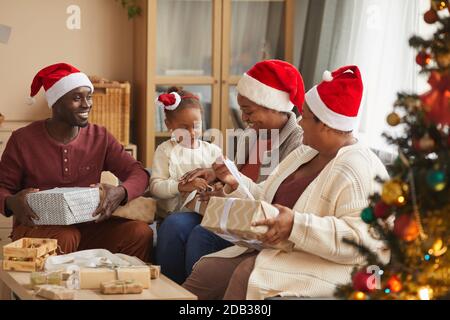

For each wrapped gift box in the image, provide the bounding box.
[79,266,151,289]
[100,279,143,295]
[201,197,294,252]
[26,187,100,225]
[181,191,208,216]
[149,265,161,279]
[30,270,63,288]
[34,285,75,300]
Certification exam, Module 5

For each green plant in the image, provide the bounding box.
[116,0,141,19]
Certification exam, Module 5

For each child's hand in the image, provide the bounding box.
[180,168,217,184]
[178,178,209,193]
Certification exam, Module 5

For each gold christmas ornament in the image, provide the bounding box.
[387,112,401,126]
[430,238,448,257]
[381,180,408,206]
[424,8,439,24]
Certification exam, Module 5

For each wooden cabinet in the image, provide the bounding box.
[133,0,296,167]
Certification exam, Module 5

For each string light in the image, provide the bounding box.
[438,1,447,10]
[354,291,366,300]
[418,286,433,300]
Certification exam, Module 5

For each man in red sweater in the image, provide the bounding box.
[0,63,152,261]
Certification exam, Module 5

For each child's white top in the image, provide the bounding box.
[149,139,222,218]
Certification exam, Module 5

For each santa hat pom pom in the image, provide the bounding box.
[26,96,36,105]
[322,70,333,82]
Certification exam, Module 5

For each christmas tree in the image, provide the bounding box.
[335,0,450,300]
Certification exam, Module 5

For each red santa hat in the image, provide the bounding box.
[236,60,305,113]
[28,63,94,108]
[305,65,363,132]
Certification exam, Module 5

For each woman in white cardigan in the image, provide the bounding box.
[182,65,390,299]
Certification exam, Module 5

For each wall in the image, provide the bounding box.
[0,0,133,121]
[293,0,310,69]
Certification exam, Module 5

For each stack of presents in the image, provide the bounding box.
[3,171,293,299]
[2,187,159,300]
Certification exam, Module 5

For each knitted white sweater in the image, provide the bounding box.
[149,139,222,218]
[209,142,390,299]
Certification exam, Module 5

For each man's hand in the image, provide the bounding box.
[92,184,126,223]
[178,178,209,193]
[253,204,294,245]
[179,168,217,185]
[5,188,40,227]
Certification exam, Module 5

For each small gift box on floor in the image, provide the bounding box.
[201,197,294,252]
[26,187,100,225]
[3,238,58,272]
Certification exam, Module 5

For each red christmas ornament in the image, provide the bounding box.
[393,214,420,242]
[416,51,431,66]
[420,72,450,126]
[352,270,374,292]
[374,201,391,219]
[424,9,439,24]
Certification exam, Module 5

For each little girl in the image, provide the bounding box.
[149,87,222,219]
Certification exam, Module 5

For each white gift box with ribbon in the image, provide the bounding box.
[201,196,294,252]
[44,249,150,289]
[197,156,294,251]
[27,187,100,225]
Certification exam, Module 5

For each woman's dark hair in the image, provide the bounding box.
[309,105,352,134]
[164,86,203,121]
[312,112,321,123]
